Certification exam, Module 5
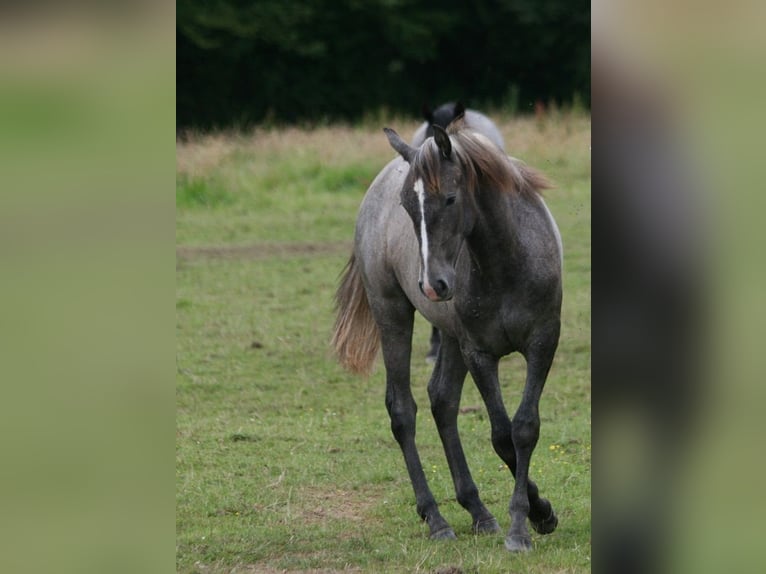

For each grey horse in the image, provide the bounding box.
[412,102,506,361]
[412,101,505,151]
[333,119,562,552]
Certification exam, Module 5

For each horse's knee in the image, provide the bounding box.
[387,397,417,443]
[511,414,540,450]
[427,384,457,428]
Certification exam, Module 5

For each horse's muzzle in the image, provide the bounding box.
[419,279,453,302]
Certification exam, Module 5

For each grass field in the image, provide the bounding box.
[176,111,591,573]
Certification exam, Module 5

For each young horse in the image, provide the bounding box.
[412,102,506,361]
[412,101,505,151]
[332,120,562,552]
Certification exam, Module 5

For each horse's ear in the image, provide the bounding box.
[422,104,434,123]
[383,127,416,163]
[432,125,452,159]
[453,101,466,120]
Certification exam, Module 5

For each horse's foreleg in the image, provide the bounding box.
[463,346,557,552]
[377,300,454,539]
[428,335,500,534]
[504,331,559,551]
[426,326,441,363]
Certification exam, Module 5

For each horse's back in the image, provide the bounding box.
[410,122,429,147]
[355,157,404,233]
[354,157,418,295]
[462,110,505,150]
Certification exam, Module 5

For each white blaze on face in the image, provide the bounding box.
[413,178,434,295]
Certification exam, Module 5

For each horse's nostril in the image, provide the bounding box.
[435,279,449,296]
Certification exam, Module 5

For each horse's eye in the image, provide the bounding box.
[445,196,456,206]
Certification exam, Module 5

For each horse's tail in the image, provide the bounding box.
[332,253,380,376]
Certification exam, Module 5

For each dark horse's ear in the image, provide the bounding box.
[432,125,452,159]
[422,104,434,123]
[383,128,416,163]
[453,101,466,120]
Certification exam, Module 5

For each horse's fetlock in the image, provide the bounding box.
[456,485,480,509]
[416,500,438,522]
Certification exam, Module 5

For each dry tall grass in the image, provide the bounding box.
[176,112,590,184]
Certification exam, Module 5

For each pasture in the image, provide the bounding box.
[176,111,591,573]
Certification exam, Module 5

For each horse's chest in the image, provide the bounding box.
[455,294,521,355]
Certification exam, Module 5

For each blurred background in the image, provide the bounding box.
[177,0,589,129]
[592,2,766,573]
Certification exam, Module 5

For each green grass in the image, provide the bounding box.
[177,176,235,209]
[177,112,590,573]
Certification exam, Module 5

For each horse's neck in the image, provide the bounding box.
[468,194,519,265]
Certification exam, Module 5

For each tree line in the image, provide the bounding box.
[177,0,589,129]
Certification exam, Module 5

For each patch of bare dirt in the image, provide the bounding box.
[458,405,481,415]
[296,485,375,525]
[238,567,361,574]
[176,241,351,261]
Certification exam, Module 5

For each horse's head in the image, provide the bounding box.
[384,125,475,302]
[422,101,465,141]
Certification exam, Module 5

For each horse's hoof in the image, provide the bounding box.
[504,534,532,552]
[430,527,457,540]
[530,507,558,535]
[473,517,501,534]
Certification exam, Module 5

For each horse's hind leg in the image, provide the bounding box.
[463,348,557,552]
[374,296,455,539]
[428,334,500,534]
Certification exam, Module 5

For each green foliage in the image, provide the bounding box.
[177,0,590,129]
[176,114,591,572]
[176,176,234,209]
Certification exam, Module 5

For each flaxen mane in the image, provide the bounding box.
[411,119,552,197]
